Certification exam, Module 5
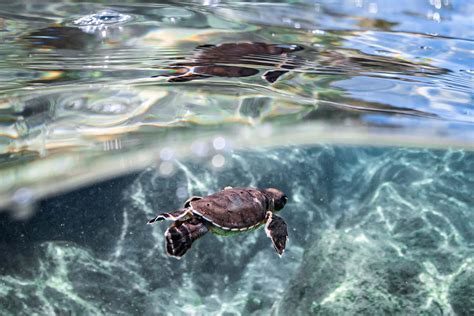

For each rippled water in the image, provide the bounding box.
[0,1,473,315]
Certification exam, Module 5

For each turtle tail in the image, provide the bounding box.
[165,221,208,259]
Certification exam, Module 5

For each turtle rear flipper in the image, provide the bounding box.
[265,212,288,256]
[147,209,192,224]
[167,74,210,82]
[165,221,208,258]
[151,67,189,78]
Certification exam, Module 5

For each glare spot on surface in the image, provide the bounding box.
[212,154,225,168]
[427,11,441,22]
[432,0,442,9]
[368,3,378,14]
[203,0,219,6]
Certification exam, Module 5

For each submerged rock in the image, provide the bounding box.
[278,147,474,315]
[449,266,474,316]
[0,146,472,315]
[277,231,428,315]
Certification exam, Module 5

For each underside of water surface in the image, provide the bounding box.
[0,0,473,315]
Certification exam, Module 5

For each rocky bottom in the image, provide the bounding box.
[0,145,472,315]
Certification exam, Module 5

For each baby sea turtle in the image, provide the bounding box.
[148,187,289,259]
[153,42,304,83]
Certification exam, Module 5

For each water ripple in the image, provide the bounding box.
[0,0,473,196]
[72,9,133,27]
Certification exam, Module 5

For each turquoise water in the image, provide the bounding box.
[0,1,473,315]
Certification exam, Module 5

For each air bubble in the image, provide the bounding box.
[213,137,226,150]
[159,161,174,176]
[176,187,188,199]
[212,154,225,168]
[12,187,34,205]
[11,188,37,220]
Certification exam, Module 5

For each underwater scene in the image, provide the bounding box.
[0,0,473,315]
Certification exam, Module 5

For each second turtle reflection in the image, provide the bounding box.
[153,42,304,83]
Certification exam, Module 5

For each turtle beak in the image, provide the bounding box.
[283,195,288,205]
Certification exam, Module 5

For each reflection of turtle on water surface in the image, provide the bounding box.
[154,42,304,83]
[148,187,289,259]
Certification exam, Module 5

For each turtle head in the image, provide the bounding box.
[264,188,288,211]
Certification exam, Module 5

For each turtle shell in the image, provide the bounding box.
[194,42,304,60]
[189,188,269,231]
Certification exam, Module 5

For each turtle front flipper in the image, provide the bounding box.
[262,70,288,83]
[147,209,192,224]
[195,44,217,50]
[183,196,202,208]
[165,220,209,259]
[264,212,288,256]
